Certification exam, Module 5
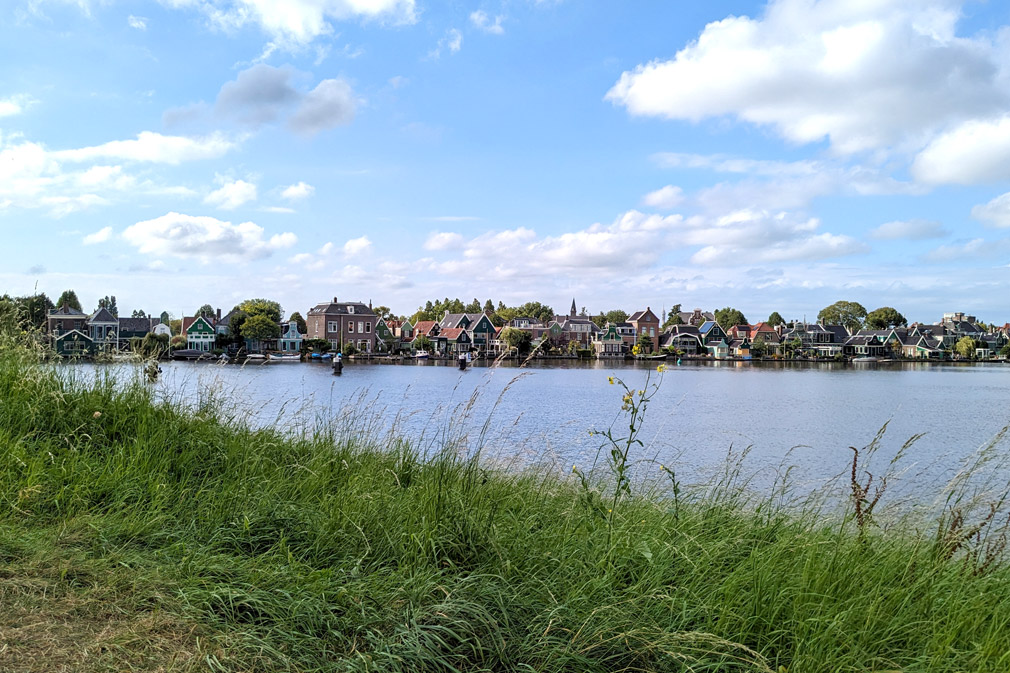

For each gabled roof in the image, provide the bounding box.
[49,303,88,318]
[117,317,152,333]
[440,327,469,341]
[628,308,659,323]
[698,320,720,333]
[54,329,92,342]
[413,320,439,336]
[88,307,118,324]
[665,324,701,336]
[217,309,238,326]
[185,315,215,333]
[307,299,375,316]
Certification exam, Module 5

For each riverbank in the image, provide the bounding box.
[2,348,1010,671]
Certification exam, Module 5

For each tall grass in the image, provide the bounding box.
[2,317,1010,671]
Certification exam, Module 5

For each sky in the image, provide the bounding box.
[4,0,1010,324]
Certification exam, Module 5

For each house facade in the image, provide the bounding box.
[185,316,216,352]
[628,307,660,353]
[278,320,303,353]
[306,298,378,353]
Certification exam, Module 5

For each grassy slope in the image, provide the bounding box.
[1,352,1010,672]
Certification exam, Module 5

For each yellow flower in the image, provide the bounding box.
[657,364,666,373]
[572,464,577,472]
[607,376,614,384]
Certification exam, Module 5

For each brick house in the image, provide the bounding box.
[306,297,377,353]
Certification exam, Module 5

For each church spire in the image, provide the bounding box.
[570,298,577,318]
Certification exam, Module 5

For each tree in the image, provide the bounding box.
[414,334,432,352]
[289,312,307,334]
[131,309,147,318]
[637,333,654,354]
[56,289,82,312]
[17,293,53,329]
[662,304,683,329]
[955,335,977,359]
[817,301,867,332]
[373,306,394,321]
[500,327,532,355]
[592,309,628,329]
[241,314,281,341]
[170,319,182,336]
[751,335,767,357]
[865,306,907,330]
[237,298,282,323]
[197,303,215,318]
[97,295,118,317]
[767,311,784,327]
[482,299,495,315]
[714,307,747,330]
[465,298,481,313]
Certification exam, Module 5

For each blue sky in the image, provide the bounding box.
[4,0,1010,324]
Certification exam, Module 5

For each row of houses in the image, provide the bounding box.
[44,295,1003,361]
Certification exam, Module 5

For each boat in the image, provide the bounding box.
[268,354,301,363]
[172,349,208,361]
[320,353,333,360]
[310,352,321,359]
[414,350,430,359]
[852,356,879,362]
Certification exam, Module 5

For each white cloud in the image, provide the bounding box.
[642,185,683,209]
[912,116,1010,184]
[430,28,462,58]
[470,10,504,34]
[204,178,257,210]
[164,0,417,48]
[971,191,1010,228]
[281,181,315,200]
[606,0,1010,155]
[83,226,113,245]
[0,94,33,118]
[921,238,1010,263]
[343,235,372,256]
[423,231,464,250]
[128,14,147,30]
[40,194,109,217]
[53,131,236,164]
[262,205,296,214]
[122,212,296,263]
[869,219,948,240]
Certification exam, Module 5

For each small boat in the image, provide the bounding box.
[852,356,879,362]
[320,353,333,360]
[310,352,321,359]
[268,354,301,363]
[414,350,430,359]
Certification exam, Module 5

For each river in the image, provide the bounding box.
[67,358,1010,507]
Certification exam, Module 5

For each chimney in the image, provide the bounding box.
[216,308,221,321]
[333,296,338,303]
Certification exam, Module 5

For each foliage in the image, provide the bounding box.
[135,332,170,358]
[289,311,307,334]
[500,327,532,354]
[714,307,747,330]
[240,314,280,341]
[169,319,182,336]
[637,333,653,353]
[342,342,358,356]
[236,298,282,324]
[301,338,330,353]
[413,334,432,352]
[817,300,867,332]
[372,305,394,321]
[494,301,555,326]
[3,354,1010,670]
[131,309,147,318]
[767,311,785,327]
[97,295,119,317]
[866,306,908,329]
[56,289,82,312]
[197,303,215,318]
[592,309,628,329]
[751,335,767,357]
[662,304,684,328]
[955,336,978,359]
[169,334,186,349]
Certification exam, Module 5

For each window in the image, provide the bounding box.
[358,321,364,333]
[348,306,355,314]
[365,322,371,333]
[348,322,355,333]
[327,321,337,333]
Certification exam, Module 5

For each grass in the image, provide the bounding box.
[2,334,1010,671]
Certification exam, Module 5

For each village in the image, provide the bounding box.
[26,292,1010,363]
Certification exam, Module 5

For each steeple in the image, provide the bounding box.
[570,298,577,318]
